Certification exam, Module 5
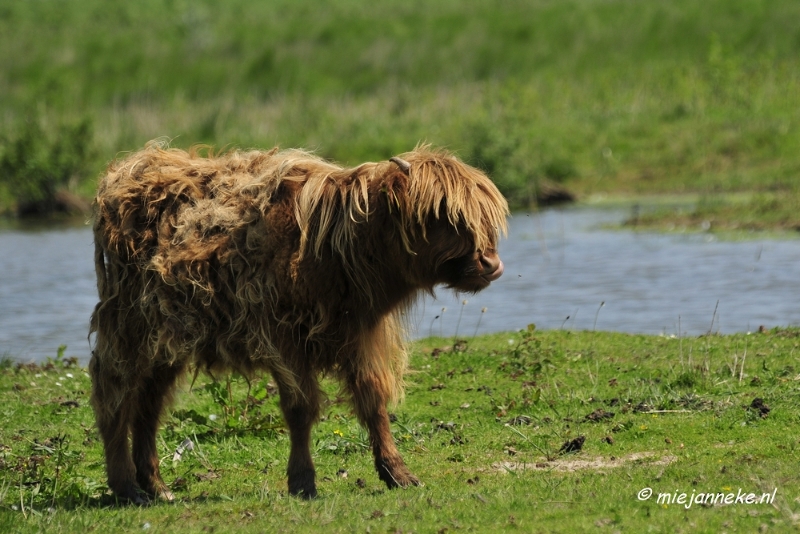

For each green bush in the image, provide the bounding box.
[0,117,94,216]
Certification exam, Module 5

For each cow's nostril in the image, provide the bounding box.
[479,255,504,281]
[480,254,498,272]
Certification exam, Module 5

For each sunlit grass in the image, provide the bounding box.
[2,328,799,531]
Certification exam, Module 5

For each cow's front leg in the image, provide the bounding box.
[277,373,321,499]
[132,362,184,502]
[347,372,420,488]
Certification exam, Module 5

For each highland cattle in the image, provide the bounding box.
[89,142,508,502]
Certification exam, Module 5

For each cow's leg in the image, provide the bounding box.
[347,372,420,489]
[277,371,321,499]
[131,363,184,502]
[89,355,143,504]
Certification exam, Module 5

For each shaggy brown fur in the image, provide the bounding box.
[89,141,508,503]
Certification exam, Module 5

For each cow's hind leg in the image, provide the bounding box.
[89,356,143,504]
[347,372,420,489]
[277,371,321,499]
[131,363,184,502]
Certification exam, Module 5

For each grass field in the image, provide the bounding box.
[2,328,799,532]
[2,0,800,219]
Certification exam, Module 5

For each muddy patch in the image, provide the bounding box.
[492,451,677,473]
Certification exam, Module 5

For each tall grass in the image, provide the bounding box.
[2,0,800,212]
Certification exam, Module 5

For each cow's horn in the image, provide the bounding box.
[390,157,411,175]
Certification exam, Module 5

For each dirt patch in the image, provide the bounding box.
[749,397,770,418]
[558,435,585,454]
[492,451,677,473]
[584,408,615,422]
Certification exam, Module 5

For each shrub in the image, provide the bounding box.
[0,116,94,216]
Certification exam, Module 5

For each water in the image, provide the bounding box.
[0,223,98,364]
[413,208,800,339]
[2,208,799,363]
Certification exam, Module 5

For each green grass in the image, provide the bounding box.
[621,189,800,236]
[2,0,800,216]
[2,328,800,532]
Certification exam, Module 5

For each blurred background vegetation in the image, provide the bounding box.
[1,0,799,216]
